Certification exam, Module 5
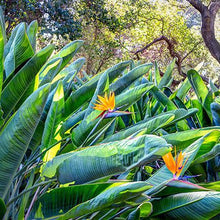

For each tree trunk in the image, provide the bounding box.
[187,0,220,64]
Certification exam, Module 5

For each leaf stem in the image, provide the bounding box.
[7,179,56,206]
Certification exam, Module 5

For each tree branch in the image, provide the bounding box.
[209,1,220,16]
[186,0,205,13]
[134,35,185,78]
[134,35,209,84]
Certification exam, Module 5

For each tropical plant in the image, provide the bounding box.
[0,11,220,220]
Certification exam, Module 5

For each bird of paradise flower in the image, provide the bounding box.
[93,92,132,119]
[162,148,188,179]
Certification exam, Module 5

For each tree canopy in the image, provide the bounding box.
[1,0,219,80]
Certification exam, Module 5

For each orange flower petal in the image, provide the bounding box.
[162,152,176,175]
[94,92,116,112]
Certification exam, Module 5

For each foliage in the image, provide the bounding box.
[0,13,220,220]
[1,0,219,78]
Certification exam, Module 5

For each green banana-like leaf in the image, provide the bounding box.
[65,61,131,117]
[176,78,191,101]
[28,60,83,151]
[211,102,220,126]
[164,126,220,150]
[0,84,50,199]
[109,63,152,95]
[127,202,152,220]
[0,17,4,99]
[191,99,204,126]
[42,150,77,178]
[152,179,208,197]
[209,79,219,93]
[4,23,22,58]
[187,69,208,104]
[57,182,151,220]
[199,181,220,191]
[60,110,86,136]
[29,183,124,219]
[4,22,34,77]
[71,83,154,147]
[187,69,213,119]
[53,40,84,72]
[150,86,177,110]
[41,81,64,161]
[1,44,54,118]
[158,59,175,89]
[146,131,220,191]
[39,57,63,86]
[27,20,38,52]
[151,191,220,219]
[102,113,174,143]
[84,70,109,118]
[193,144,220,164]
[154,61,161,86]
[0,197,6,219]
[0,7,6,44]
[102,108,198,143]
[57,135,171,184]
[53,57,85,88]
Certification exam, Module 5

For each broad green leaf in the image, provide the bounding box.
[209,79,219,93]
[187,69,208,104]
[41,81,64,162]
[164,126,220,150]
[42,150,76,178]
[193,144,220,164]
[191,99,204,126]
[4,22,34,77]
[39,57,63,87]
[84,70,109,118]
[158,59,175,89]
[211,102,220,126]
[109,63,152,95]
[128,202,152,219]
[150,86,176,110]
[1,44,54,118]
[60,110,86,136]
[146,86,189,130]
[153,179,208,197]
[176,78,191,101]
[0,7,6,44]
[102,108,198,143]
[27,20,38,51]
[154,61,161,86]
[29,183,122,219]
[188,69,213,119]
[151,191,220,219]
[57,182,151,220]
[102,113,175,143]
[52,57,85,88]
[57,135,171,184]
[53,40,83,72]
[199,181,220,191]
[4,23,23,58]
[0,18,4,99]
[65,61,131,117]
[0,197,6,219]
[0,84,50,199]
